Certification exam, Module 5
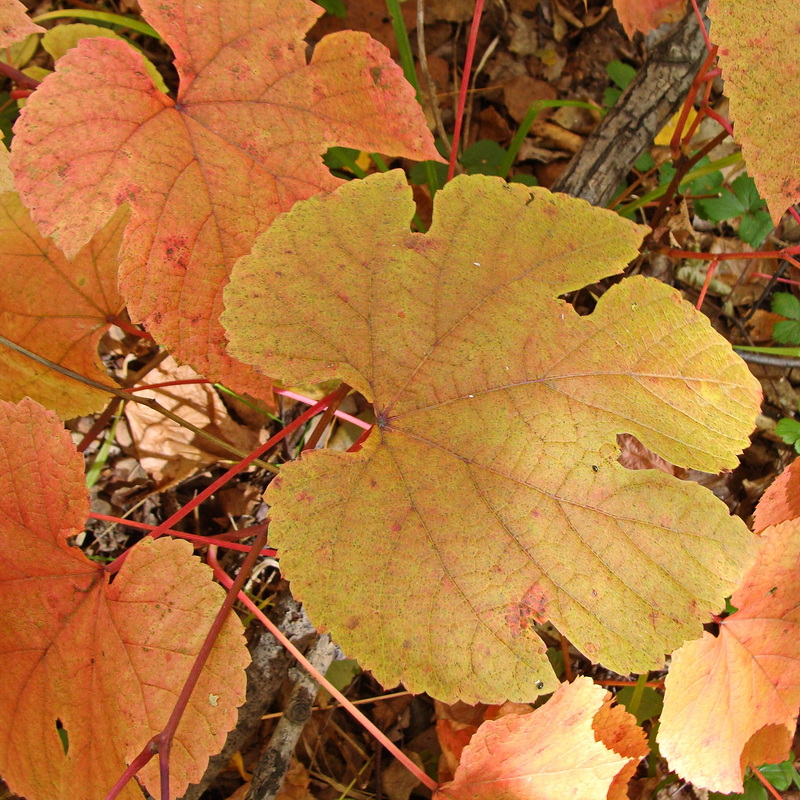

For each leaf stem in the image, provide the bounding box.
[447,0,485,182]
[103,385,352,573]
[207,551,440,794]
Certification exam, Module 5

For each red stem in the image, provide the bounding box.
[87,512,277,556]
[157,529,268,799]
[104,385,351,574]
[660,245,800,261]
[0,60,39,89]
[752,767,784,800]
[446,0,485,182]
[206,547,440,794]
[695,258,719,310]
[110,315,155,340]
[690,0,713,52]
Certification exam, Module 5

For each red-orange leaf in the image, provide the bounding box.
[223,171,760,702]
[658,520,800,793]
[0,193,126,418]
[709,0,800,224]
[0,398,249,800]
[0,0,43,47]
[753,456,800,532]
[11,0,439,399]
[434,678,647,800]
[614,0,687,37]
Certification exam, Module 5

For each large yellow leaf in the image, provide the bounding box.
[223,171,761,702]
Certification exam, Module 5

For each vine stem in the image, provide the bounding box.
[207,549,440,794]
[752,766,784,800]
[104,384,352,574]
[447,0,485,182]
[87,512,277,556]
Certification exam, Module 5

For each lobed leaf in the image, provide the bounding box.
[0,0,43,47]
[709,0,800,224]
[223,171,761,702]
[753,456,800,532]
[11,0,440,400]
[0,193,126,418]
[0,398,249,800]
[658,519,800,793]
[434,677,647,800]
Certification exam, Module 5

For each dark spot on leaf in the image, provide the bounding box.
[391,522,401,532]
[295,491,314,503]
[345,616,360,630]
[55,719,68,754]
[534,680,544,690]
[592,465,599,472]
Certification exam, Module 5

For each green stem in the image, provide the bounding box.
[734,345,800,357]
[625,674,649,719]
[617,151,743,216]
[32,9,160,38]
[500,100,602,179]
[384,0,440,196]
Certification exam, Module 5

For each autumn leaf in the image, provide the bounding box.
[753,456,800,532]
[222,170,761,702]
[434,677,647,800]
[0,397,249,800]
[0,137,11,191]
[613,0,687,38]
[0,0,43,47]
[709,0,800,224]
[125,355,261,487]
[658,513,800,793]
[0,193,126,418]
[11,0,440,400]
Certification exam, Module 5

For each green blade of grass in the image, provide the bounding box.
[32,10,160,39]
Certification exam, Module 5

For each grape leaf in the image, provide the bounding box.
[222,171,761,702]
[0,192,126,418]
[0,397,249,800]
[0,0,43,47]
[613,0,687,38]
[708,0,800,224]
[753,456,800,532]
[10,0,440,400]
[658,518,800,793]
[434,677,647,800]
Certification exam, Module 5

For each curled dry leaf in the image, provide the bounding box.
[0,398,250,800]
[0,194,126,418]
[11,0,440,401]
[223,170,761,702]
[434,677,648,800]
[709,0,800,224]
[753,455,800,532]
[125,355,262,488]
[658,513,800,792]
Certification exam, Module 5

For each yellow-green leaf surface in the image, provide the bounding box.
[11,0,440,401]
[223,171,762,703]
[709,0,800,224]
[0,193,125,418]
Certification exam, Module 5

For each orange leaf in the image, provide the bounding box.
[613,0,687,38]
[658,519,800,793]
[11,0,440,399]
[0,0,43,47]
[0,398,249,800]
[434,678,647,800]
[753,456,800,532]
[223,171,760,702]
[0,193,126,418]
[709,0,800,224]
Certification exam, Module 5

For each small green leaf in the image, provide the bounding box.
[775,418,800,451]
[605,60,636,90]
[635,151,656,172]
[731,174,767,213]
[758,759,799,792]
[317,0,347,16]
[738,210,773,247]
[461,139,507,176]
[770,292,800,321]
[615,686,663,724]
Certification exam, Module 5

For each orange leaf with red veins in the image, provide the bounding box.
[434,678,647,800]
[0,397,249,800]
[0,0,43,47]
[223,171,760,703]
[10,0,440,401]
[753,456,800,532]
[658,519,800,793]
[0,193,126,418]
[709,0,800,224]
[613,0,687,37]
